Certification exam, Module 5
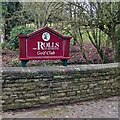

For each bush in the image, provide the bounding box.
[10,58,20,67]
[118,40,120,54]
[116,26,120,41]
[6,26,35,50]
[116,26,120,61]
[1,42,7,49]
[116,26,120,54]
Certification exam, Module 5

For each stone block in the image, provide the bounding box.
[67,91,76,96]
[15,99,25,103]
[39,95,50,103]
[51,97,71,102]
[51,82,62,88]
[52,92,66,98]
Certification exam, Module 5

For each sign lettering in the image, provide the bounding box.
[33,42,60,50]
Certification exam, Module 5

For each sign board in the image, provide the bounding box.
[18,27,72,66]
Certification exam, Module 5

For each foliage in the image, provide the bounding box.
[0,42,7,49]
[22,2,64,28]
[116,26,120,41]
[67,2,120,62]
[10,59,20,67]
[117,40,120,54]
[2,1,120,64]
[116,26,120,61]
[2,2,23,40]
[6,26,35,50]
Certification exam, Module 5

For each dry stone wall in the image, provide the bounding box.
[2,63,120,110]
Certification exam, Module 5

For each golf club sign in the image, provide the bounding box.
[18,27,72,67]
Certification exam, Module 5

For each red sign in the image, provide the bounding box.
[18,27,72,61]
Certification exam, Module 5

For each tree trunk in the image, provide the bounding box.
[109,31,118,62]
[117,40,120,62]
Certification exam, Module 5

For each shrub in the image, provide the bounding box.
[6,26,35,50]
[118,40,120,54]
[10,59,20,67]
[116,26,120,61]
[0,42,6,49]
[116,26,120,41]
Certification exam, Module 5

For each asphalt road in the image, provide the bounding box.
[2,96,119,119]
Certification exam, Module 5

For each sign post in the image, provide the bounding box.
[18,27,72,67]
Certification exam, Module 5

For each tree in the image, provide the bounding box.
[68,1,120,62]
[22,2,64,28]
[2,1,23,40]
[62,2,89,63]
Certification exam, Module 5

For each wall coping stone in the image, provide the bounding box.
[2,63,119,74]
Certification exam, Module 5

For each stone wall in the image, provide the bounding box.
[2,63,120,111]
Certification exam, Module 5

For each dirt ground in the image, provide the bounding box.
[2,96,119,119]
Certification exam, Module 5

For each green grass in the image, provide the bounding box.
[80,29,108,44]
